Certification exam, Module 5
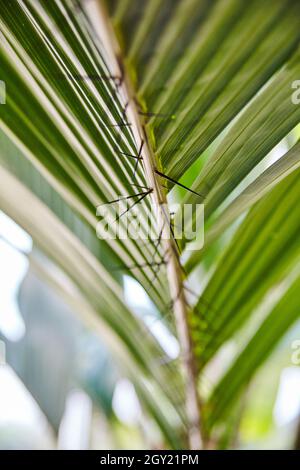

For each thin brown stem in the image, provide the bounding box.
[89,0,203,449]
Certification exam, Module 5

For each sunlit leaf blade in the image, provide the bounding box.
[148,0,247,139]
[204,140,300,248]
[206,273,300,428]
[138,0,212,104]
[186,47,300,216]
[184,139,300,266]
[190,170,300,366]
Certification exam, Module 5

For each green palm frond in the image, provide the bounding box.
[1,0,300,449]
